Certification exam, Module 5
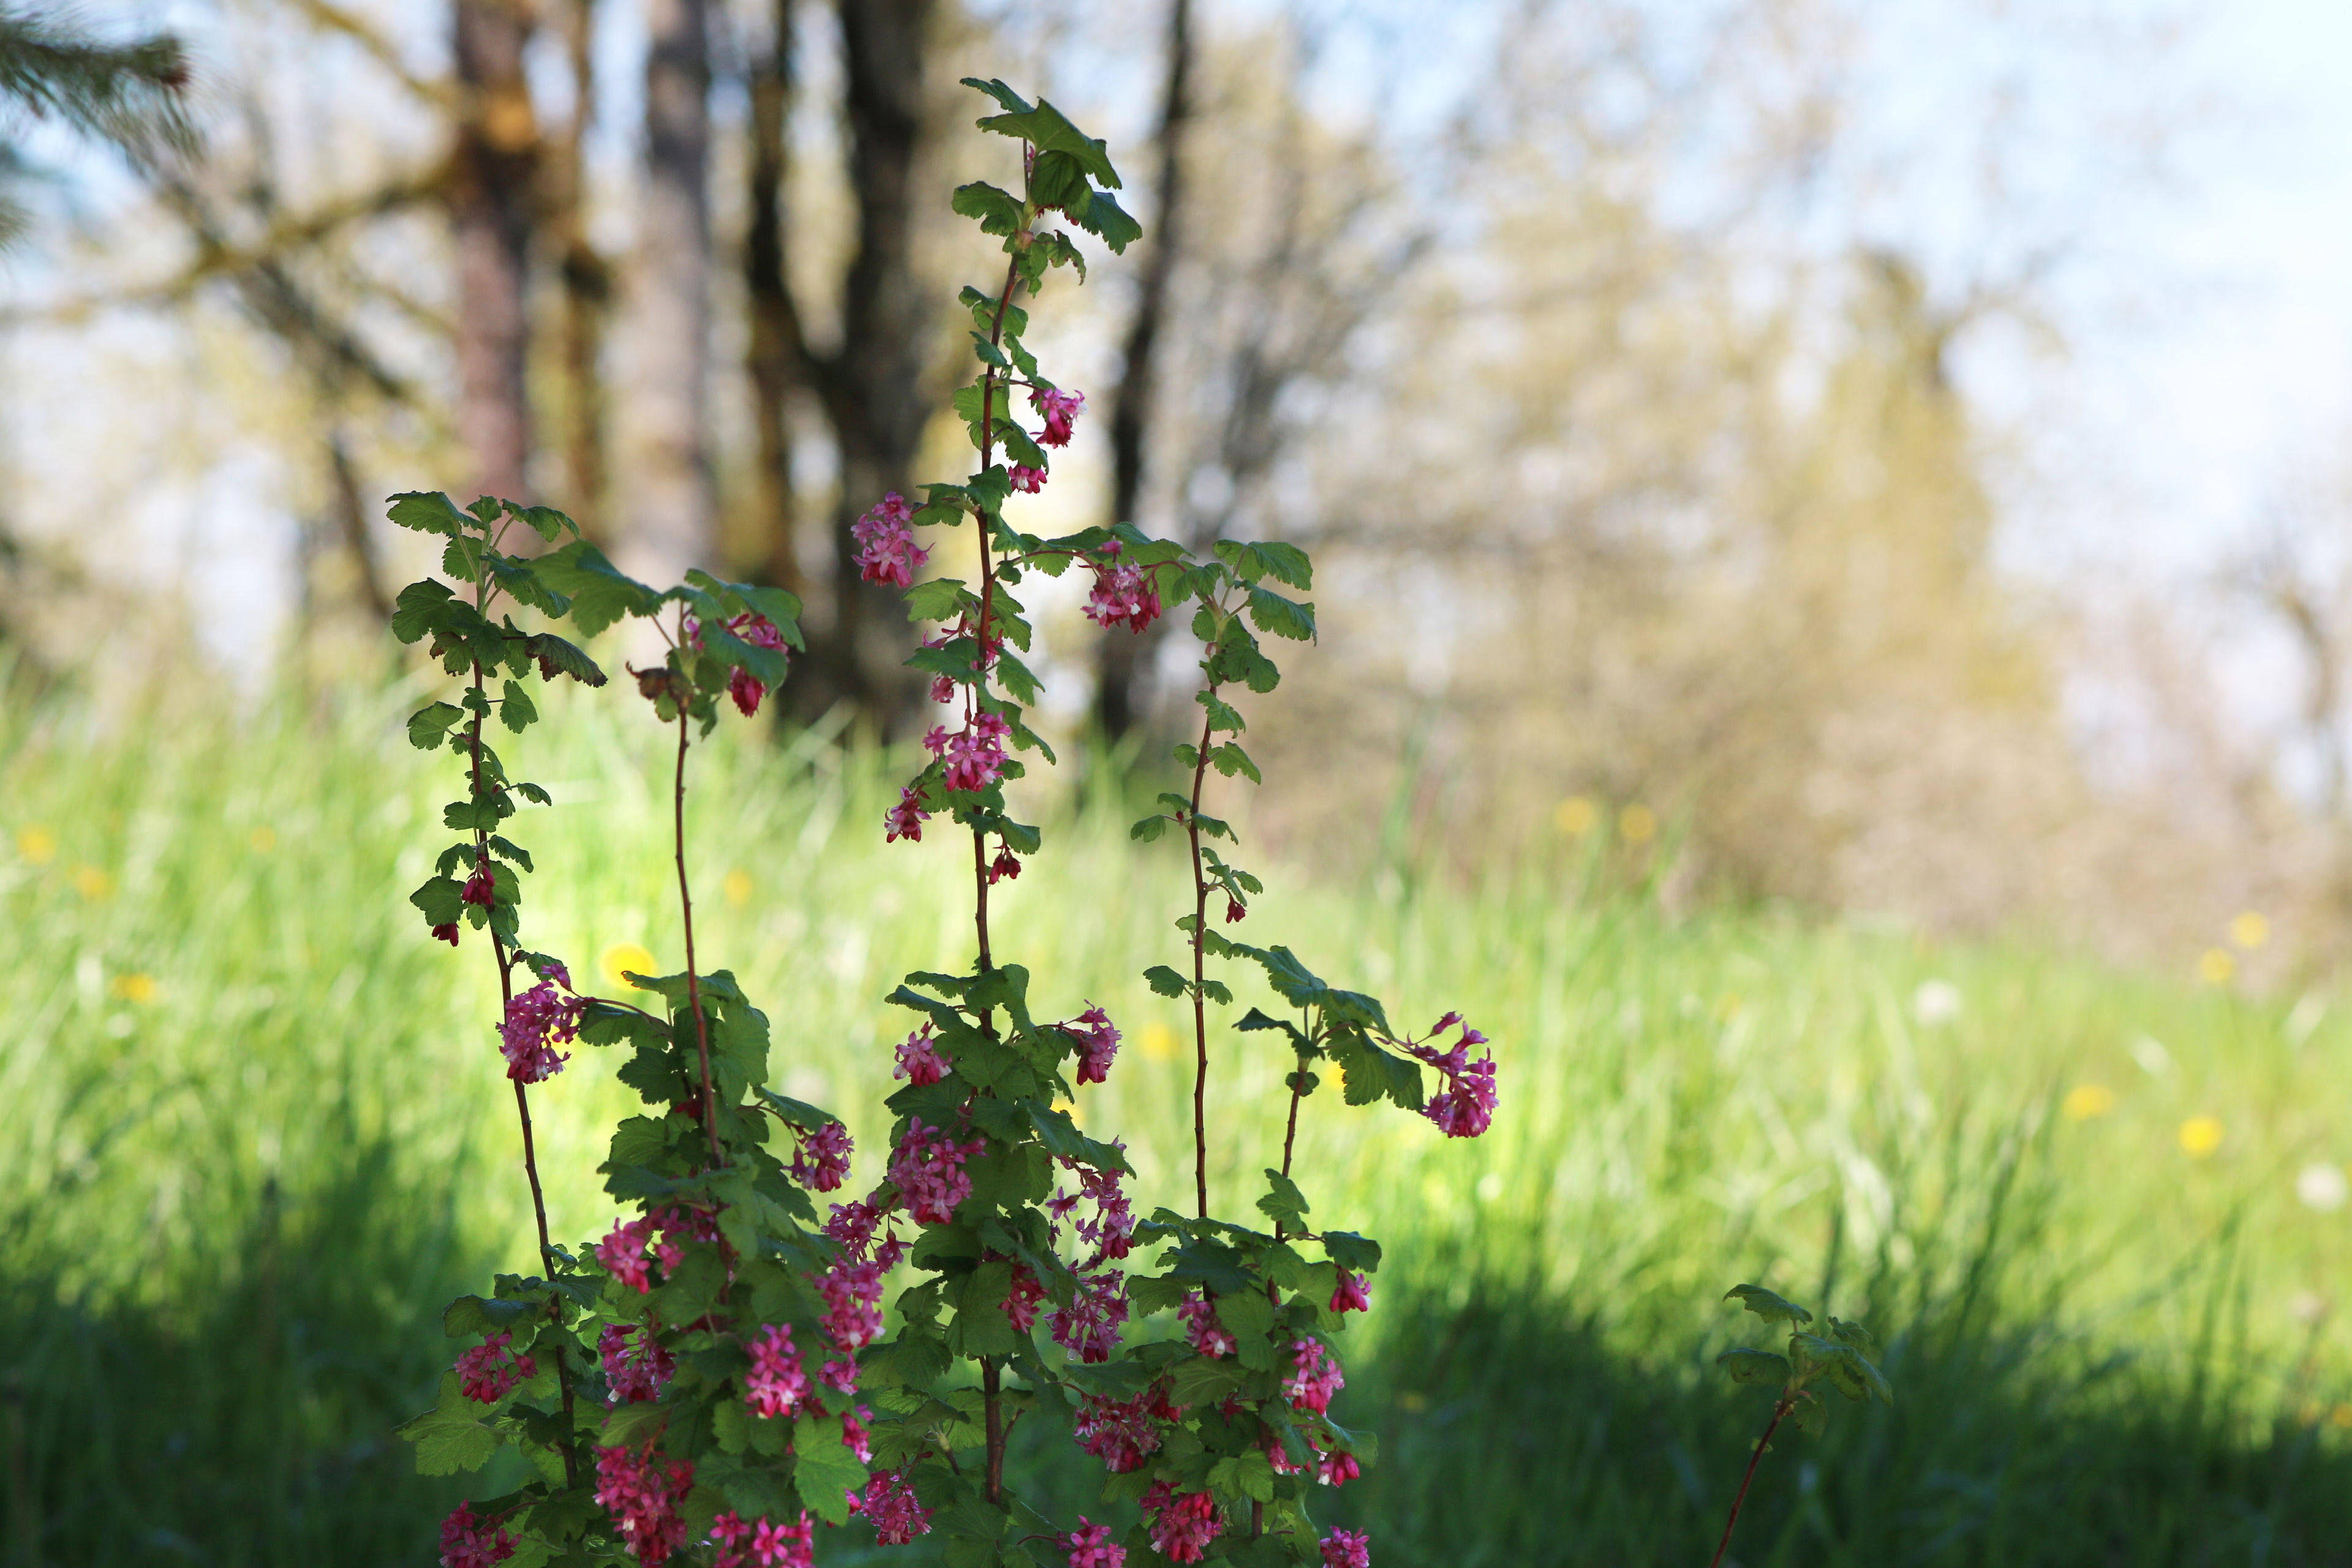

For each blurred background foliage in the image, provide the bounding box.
[4,0,2352,1562]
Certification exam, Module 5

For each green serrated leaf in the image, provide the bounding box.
[1724,1284,1814,1327]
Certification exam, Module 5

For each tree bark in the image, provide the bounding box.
[620,0,716,584]
[549,0,609,535]
[448,0,538,503]
[1096,0,1194,739]
[744,0,802,597]
[789,0,935,729]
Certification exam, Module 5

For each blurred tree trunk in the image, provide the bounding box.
[448,0,539,502]
[549,0,610,535]
[786,0,935,729]
[621,0,716,582]
[1096,0,1194,740]
[744,0,802,597]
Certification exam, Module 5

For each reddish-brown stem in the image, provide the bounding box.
[1183,690,1217,1219]
[672,707,722,1167]
[981,1355,1005,1505]
[1709,1395,1796,1568]
[968,247,1022,980]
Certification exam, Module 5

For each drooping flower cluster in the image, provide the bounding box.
[884,785,930,843]
[1047,1154,1135,1267]
[1406,1014,1498,1139]
[456,1330,536,1403]
[1321,1528,1373,1568]
[498,964,582,1083]
[1284,1338,1346,1416]
[1063,1517,1125,1568]
[1330,1270,1372,1315]
[888,1118,984,1225]
[599,1322,674,1405]
[924,711,1011,793]
[855,1466,933,1545]
[439,1502,516,1568]
[893,1025,951,1086]
[1142,1484,1221,1564]
[1005,1263,1049,1331]
[820,1199,903,1351]
[594,1443,693,1566]
[710,1512,815,1568]
[1082,545,1161,634]
[594,1205,720,1295]
[1066,1005,1120,1085]
[744,1325,813,1419]
[1178,1291,1237,1358]
[852,492,927,589]
[1009,464,1047,493]
[987,844,1023,884]
[1049,1268,1129,1364]
[1033,386,1085,447]
[687,611,791,717]
[1074,1386,1175,1472]
[790,1120,853,1192]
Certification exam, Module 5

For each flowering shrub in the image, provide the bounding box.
[389,80,1501,1566]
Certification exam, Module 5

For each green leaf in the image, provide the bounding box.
[1245,585,1316,642]
[1208,1447,1278,1504]
[1825,1316,1877,1355]
[1144,965,1188,999]
[1319,1232,1382,1275]
[960,77,1035,116]
[386,491,475,538]
[532,540,668,637]
[390,579,456,646]
[442,1295,541,1338]
[1131,815,1170,843]
[406,701,464,749]
[1724,1284,1814,1328]
[395,1371,499,1475]
[1257,1169,1311,1231]
[1790,1391,1828,1435]
[952,180,1025,238]
[791,1413,869,1524]
[522,631,608,686]
[971,96,1120,188]
[499,680,538,734]
[1716,1348,1792,1387]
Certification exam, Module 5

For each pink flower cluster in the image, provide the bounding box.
[888,1118,984,1226]
[894,1026,951,1086]
[820,1202,901,1352]
[790,1121,853,1192]
[988,845,1023,884]
[1406,1014,1498,1139]
[1178,1291,1237,1358]
[744,1325,812,1419]
[1048,1268,1128,1364]
[439,1502,515,1568]
[1330,1270,1372,1315]
[1033,386,1085,447]
[853,492,927,589]
[1321,1528,1372,1568]
[498,965,581,1083]
[594,1444,693,1566]
[1063,1517,1125,1568]
[1005,1263,1049,1331]
[885,785,930,843]
[1074,1387,1175,1472]
[1265,1423,1360,1488]
[599,1322,674,1405]
[1284,1339,1346,1416]
[1142,1484,1221,1564]
[1066,1005,1120,1085]
[710,1511,814,1568]
[594,1206,719,1294]
[687,611,790,718]
[841,1402,875,1463]
[854,1466,932,1545]
[455,1330,535,1404]
[1010,464,1048,493]
[1082,545,1161,634]
[924,712,1011,793]
[461,854,496,911]
[1048,1156,1135,1267]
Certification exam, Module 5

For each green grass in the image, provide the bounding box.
[3,680,2349,1565]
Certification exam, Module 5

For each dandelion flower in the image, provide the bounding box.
[17,826,56,864]
[249,827,276,853]
[723,869,753,908]
[2196,949,2234,986]
[2231,911,2269,949]
[1618,803,1657,843]
[110,973,159,1005]
[1554,797,1596,835]
[1139,1022,1180,1062]
[2179,1115,2224,1159]
[2061,1084,2116,1121]
[600,943,658,992]
[72,866,111,900]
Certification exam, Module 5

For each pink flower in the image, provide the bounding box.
[744,1325,811,1419]
[988,846,1022,884]
[594,1444,693,1566]
[1178,1291,1237,1358]
[824,1198,889,1261]
[1009,464,1047,493]
[1033,387,1085,448]
[498,970,581,1084]
[924,712,1012,793]
[1225,897,1246,924]
[855,1466,932,1545]
[1320,1528,1372,1568]
[1054,1158,1135,1264]
[712,1510,815,1568]
[820,1357,859,1395]
[884,785,930,843]
[888,1118,984,1226]
[1330,1270,1371,1315]
[893,1026,951,1087]
[1005,1264,1048,1332]
[1048,1268,1129,1363]
[1082,549,1161,634]
[1317,1445,1361,1487]
[1063,1517,1125,1567]
[820,1256,888,1352]
[688,611,791,717]
[1142,1484,1221,1564]
[1067,1005,1120,1086]
[461,856,496,910]
[1284,1339,1345,1415]
[791,1121,854,1193]
[1074,1390,1167,1473]
[1406,1019,1497,1139]
[432,922,461,946]
[455,1330,535,1403]
[597,1216,658,1293]
[600,1322,674,1405]
[439,1501,516,1568]
[840,1403,874,1463]
[852,492,927,589]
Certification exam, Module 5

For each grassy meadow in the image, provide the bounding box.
[4,679,2351,1566]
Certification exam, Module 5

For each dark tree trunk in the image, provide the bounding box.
[448,0,538,502]
[789,0,935,730]
[1096,0,1194,739]
[622,0,715,582]
[745,0,802,597]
